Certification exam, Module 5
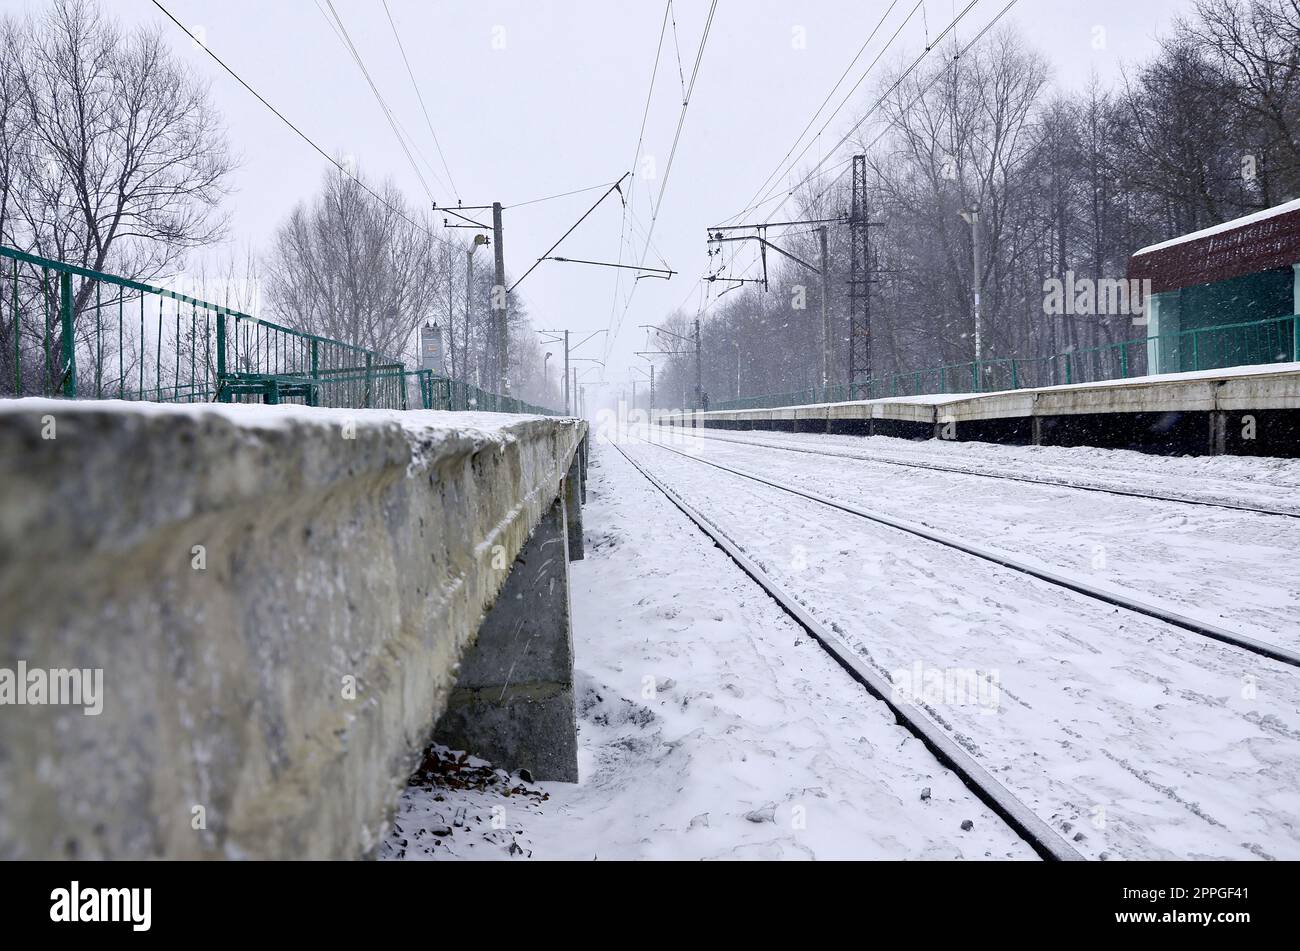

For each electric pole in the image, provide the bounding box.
[492,201,509,395]
[961,204,984,373]
[847,154,881,400]
[538,328,605,417]
[818,225,831,393]
[694,316,702,411]
[704,213,847,399]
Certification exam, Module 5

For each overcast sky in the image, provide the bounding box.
[18,0,1198,388]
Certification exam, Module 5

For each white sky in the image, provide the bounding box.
[13,0,1196,386]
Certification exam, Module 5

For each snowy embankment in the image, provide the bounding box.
[382,440,1034,860]
[619,433,1300,860]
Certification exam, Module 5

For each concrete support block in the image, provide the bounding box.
[564,454,584,562]
[433,496,578,782]
[1210,410,1228,455]
[578,436,588,503]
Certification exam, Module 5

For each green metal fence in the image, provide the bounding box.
[713,314,1298,411]
[0,244,560,415]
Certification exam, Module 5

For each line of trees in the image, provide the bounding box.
[0,0,559,409]
[653,0,1300,409]
[0,0,233,395]
[261,165,559,408]
[259,165,560,407]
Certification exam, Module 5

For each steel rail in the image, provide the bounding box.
[653,424,1300,521]
[611,438,1087,862]
[628,434,1300,670]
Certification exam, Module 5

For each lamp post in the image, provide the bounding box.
[960,204,984,370]
[466,234,489,384]
[734,340,741,399]
[543,351,553,401]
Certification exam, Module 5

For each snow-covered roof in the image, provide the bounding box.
[1127,198,1300,294]
[1133,197,1300,257]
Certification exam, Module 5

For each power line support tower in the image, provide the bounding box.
[847,154,872,401]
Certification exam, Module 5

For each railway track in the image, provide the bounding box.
[616,434,1300,859]
[610,438,1087,862]
[651,424,1300,520]
[627,433,1300,669]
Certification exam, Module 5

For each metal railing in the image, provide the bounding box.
[712,314,1298,411]
[0,244,561,415]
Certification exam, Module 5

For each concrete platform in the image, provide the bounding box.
[0,400,586,859]
[658,363,1300,457]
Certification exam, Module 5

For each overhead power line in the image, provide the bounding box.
[506,180,621,210]
[606,0,719,359]
[603,1,674,365]
[319,0,440,202]
[509,174,631,293]
[691,0,1016,329]
[774,0,1019,226]
[148,0,438,239]
[724,0,908,227]
[380,0,460,202]
[757,0,982,225]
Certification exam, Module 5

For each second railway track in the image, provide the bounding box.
[651,423,1300,520]
[628,432,1300,669]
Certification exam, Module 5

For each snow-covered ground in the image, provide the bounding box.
[384,425,1300,861]
[648,427,1300,650]
[613,430,1300,860]
[655,425,1300,513]
[382,440,1035,860]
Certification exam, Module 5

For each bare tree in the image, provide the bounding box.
[264,165,442,363]
[0,0,234,394]
[7,0,233,283]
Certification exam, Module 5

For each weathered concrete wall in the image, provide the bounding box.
[657,363,1300,455]
[0,400,585,859]
[433,495,578,782]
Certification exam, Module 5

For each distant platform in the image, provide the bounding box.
[655,363,1300,457]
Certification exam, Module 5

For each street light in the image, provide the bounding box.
[734,341,741,399]
[959,203,983,368]
[464,233,489,385]
[544,351,553,398]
